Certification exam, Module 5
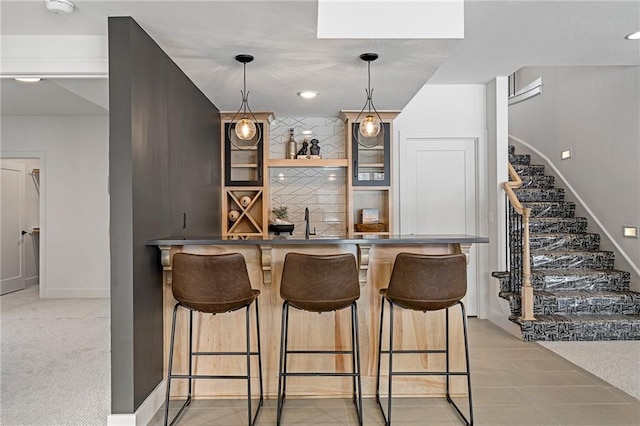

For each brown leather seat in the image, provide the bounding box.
[382,252,467,311]
[376,252,473,426]
[172,252,259,314]
[165,253,263,426]
[277,252,363,426]
[280,252,360,312]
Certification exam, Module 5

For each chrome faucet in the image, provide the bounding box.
[304,207,316,239]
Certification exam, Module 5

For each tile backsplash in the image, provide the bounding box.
[269,117,347,237]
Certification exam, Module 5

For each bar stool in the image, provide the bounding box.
[164,253,263,426]
[376,253,473,425]
[276,252,363,426]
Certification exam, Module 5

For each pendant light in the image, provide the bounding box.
[229,54,261,148]
[353,53,384,148]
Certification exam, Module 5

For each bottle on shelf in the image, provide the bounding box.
[286,128,297,159]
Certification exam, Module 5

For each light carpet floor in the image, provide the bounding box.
[538,340,640,401]
[0,285,110,426]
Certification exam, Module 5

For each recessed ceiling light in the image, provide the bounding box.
[298,91,318,99]
[14,77,42,83]
[302,130,313,135]
[625,31,640,40]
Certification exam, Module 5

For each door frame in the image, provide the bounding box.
[394,131,489,318]
[1,151,46,298]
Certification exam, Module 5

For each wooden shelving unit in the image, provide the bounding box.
[341,111,400,238]
[221,112,273,239]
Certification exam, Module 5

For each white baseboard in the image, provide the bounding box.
[107,381,166,426]
[25,276,39,286]
[41,288,110,298]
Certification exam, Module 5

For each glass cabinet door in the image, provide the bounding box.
[225,122,264,186]
[351,122,390,186]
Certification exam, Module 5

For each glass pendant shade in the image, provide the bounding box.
[235,118,257,140]
[353,53,384,148]
[229,54,261,149]
[359,115,381,138]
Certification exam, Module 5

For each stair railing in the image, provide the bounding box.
[504,163,535,320]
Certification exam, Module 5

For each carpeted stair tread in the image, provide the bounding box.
[530,233,600,251]
[522,201,576,218]
[516,314,640,341]
[509,153,531,165]
[531,249,615,269]
[514,187,565,202]
[531,269,631,292]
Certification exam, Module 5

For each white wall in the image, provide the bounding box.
[510,66,640,289]
[393,84,491,317]
[1,115,110,297]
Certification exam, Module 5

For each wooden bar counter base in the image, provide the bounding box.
[147,234,488,401]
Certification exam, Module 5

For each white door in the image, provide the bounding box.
[1,160,26,295]
[400,136,478,315]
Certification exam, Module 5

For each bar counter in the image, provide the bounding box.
[148,234,488,400]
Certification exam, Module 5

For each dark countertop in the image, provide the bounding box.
[147,234,489,246]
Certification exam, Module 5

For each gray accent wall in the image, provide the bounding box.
[109,17,221,413]
[509,66,640,290]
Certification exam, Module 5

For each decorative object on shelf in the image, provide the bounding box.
[360,208,379,224]
[228,210,240,222]
[272,205,289,220]
[354,223,384,232]
[296,140,308,156]
[354,53,384,148]
[240,195,252,207]
[270,205,294,235]
[228,54,261,147]
[310,139,320,156]
[286,128,297,159]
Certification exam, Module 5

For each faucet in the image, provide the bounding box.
[304,207,316,239]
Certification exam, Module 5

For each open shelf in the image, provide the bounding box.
[268,158,349,168]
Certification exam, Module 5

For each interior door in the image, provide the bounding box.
[399,136,478,315]
[1,160,26,295]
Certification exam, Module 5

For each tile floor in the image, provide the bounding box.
[149,319,640,425]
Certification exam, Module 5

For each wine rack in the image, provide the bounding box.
[223,189,265,239]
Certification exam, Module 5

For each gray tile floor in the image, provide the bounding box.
[149,319,640,425]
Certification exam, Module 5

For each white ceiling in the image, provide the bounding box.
[1,0,639,117]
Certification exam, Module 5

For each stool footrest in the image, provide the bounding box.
[389,371,469,376]
[169,374,253,380]
[286,350,354,354]
[380,349,446,354]
[282,372,359,377]
[192,351,260,356]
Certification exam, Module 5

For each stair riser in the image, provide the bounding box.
[509,153,530,165]
[530,234,600,251]
[529,218,588,234]
[500,293,640,317]
[514,188,565,202]
[535,294,640,315]
[532,271,631,292]
[522,202,575,218]
[531,252,614,270]
[513,164,545,176]
[520,176,555,189]
[519,318,640,341]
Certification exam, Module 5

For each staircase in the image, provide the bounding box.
[493,146,640,341]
